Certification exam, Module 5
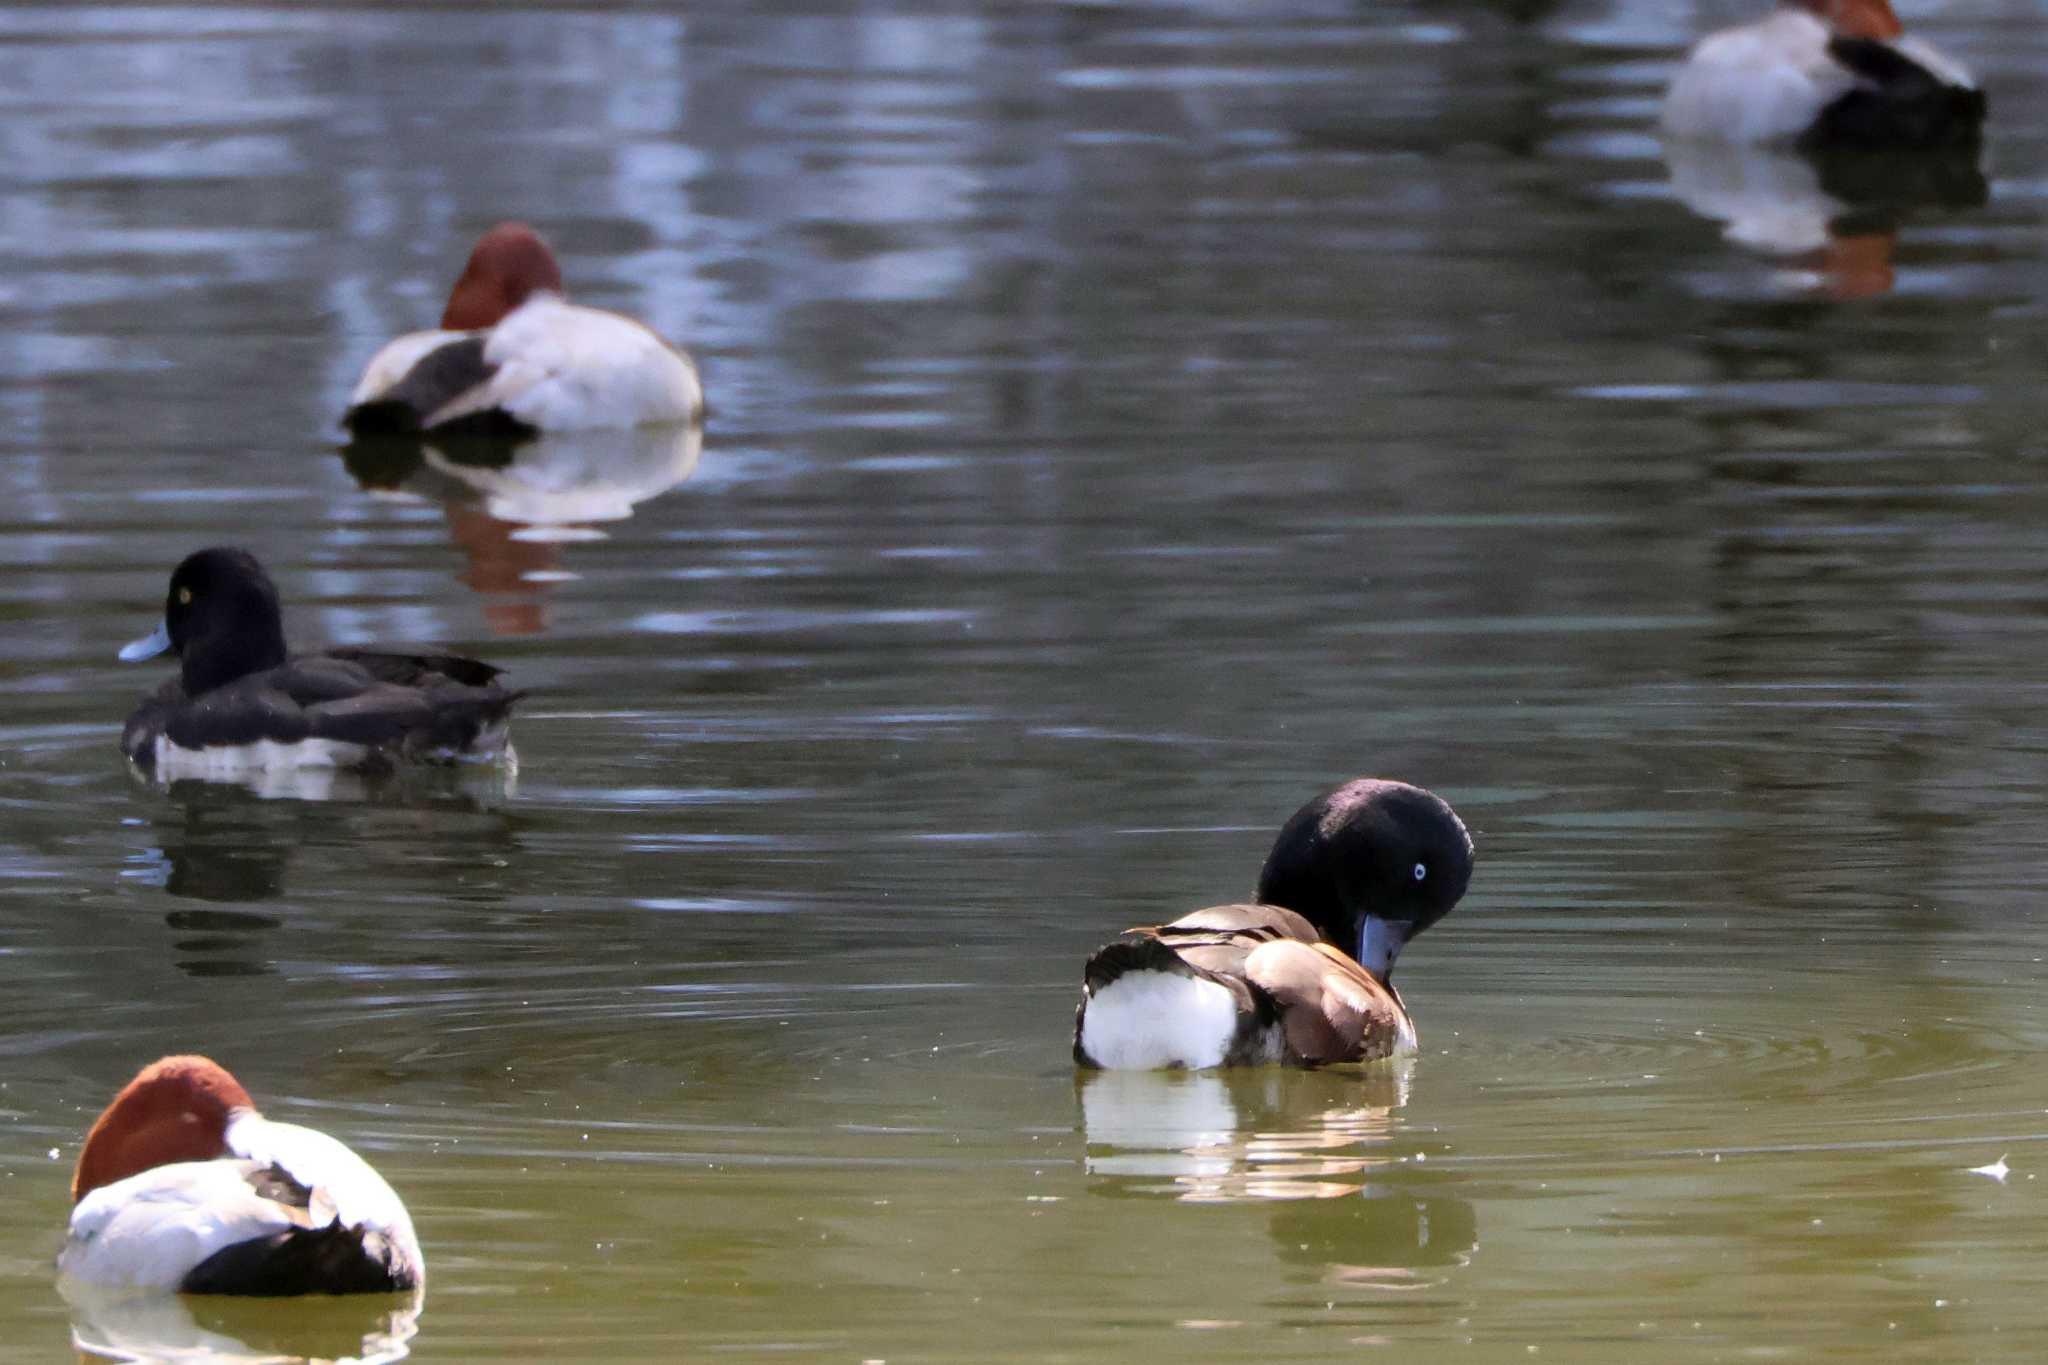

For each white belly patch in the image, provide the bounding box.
[153,735,371,778]
[1080,971,1239,1071]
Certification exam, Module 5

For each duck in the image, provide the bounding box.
[1662,0,1984,149]
[1073,778,1474,1070]
[58,1055,423,1295]
[119,547,521,776]
[343,221,703,438]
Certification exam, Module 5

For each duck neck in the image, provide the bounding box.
[181,619,286,696]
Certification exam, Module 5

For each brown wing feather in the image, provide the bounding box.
[1117,902,1323,983]
[1244,939,1409,1064]
[1150,903,1321,943]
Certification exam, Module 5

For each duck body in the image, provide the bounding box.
[1074,779,1474,1071]
[121,548,519,776]
[59,1056,422,1296]
[343,222,702,438]
[1662,2,1983,149]
[346,295,702,437]
[1077,904,1414,1069]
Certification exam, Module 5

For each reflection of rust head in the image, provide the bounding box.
[441,222,565,330]
[1813,231,1897,300]
[446,502,559,637]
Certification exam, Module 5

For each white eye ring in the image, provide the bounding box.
[1413,862,1427,881]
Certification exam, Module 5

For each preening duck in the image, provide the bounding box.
[344,221,703,437]
[1662,0,1984,148]
[1073,778,1474,1071]
[59,1056,422,1295]
[120,547,521,776]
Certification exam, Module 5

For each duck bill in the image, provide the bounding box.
[117,620,172,663]
[1357,916,1412,983]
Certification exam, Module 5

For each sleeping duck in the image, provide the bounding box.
[1662,0,1984,149]
[343,221,703,438]
[119,547,521,777]
[1073,778,1474,1070]
[59,1055,422,1295]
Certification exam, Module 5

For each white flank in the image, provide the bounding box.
[153,735,370,778]
[484,296,703,431]
[59,1162,302,1291]
[1662,11,1855,144]
[1080,971,1238,1071]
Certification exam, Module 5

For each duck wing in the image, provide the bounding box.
[59,1159,311,1291]
[1811,36,1985,147]
[1077,903,1410,1068]
[343,329,537,441]
[1242,939,1411,1064]
[317,647,507,690]
[214,1116,421,1293]
[143,654,517,764]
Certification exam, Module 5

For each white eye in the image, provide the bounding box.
[1413,862,1427,881]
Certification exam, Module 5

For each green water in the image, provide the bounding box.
[2,0,2048,1360]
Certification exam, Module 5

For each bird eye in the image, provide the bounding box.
[177,587,192,605]
[1413,863,1427,881]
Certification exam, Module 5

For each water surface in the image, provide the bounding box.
[3,0,2048,1360]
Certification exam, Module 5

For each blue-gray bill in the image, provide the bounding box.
[117,621,171,663]
[1358,916,1411,981]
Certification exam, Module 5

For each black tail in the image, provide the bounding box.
[181,1220,418,1296]
[1081,933,1198,996]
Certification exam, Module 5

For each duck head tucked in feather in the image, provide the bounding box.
[440,222,565,331]
[72,1055,252,1202]
[119,548,288,697]
[1254,778,1474,983]
[63,1055,425,1295]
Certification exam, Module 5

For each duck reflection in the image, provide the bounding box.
[145,762,519,806]
[136,789,289,976]
[1079,1067,1477,1276]
[1080,1065,1411,1200]
[1080,1066,1479,1291]
[64,1280,421,1363]
[341,421,702,636]
[1664,139,1985,300]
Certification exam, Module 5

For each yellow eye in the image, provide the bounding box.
[177,587,192,605]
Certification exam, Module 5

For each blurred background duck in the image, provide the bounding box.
[344,221,703,437]
[1663,0,1984,149]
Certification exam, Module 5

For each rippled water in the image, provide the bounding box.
[4,0,2048,1359]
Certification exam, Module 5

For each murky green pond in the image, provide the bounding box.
[3,0,2048,1359]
